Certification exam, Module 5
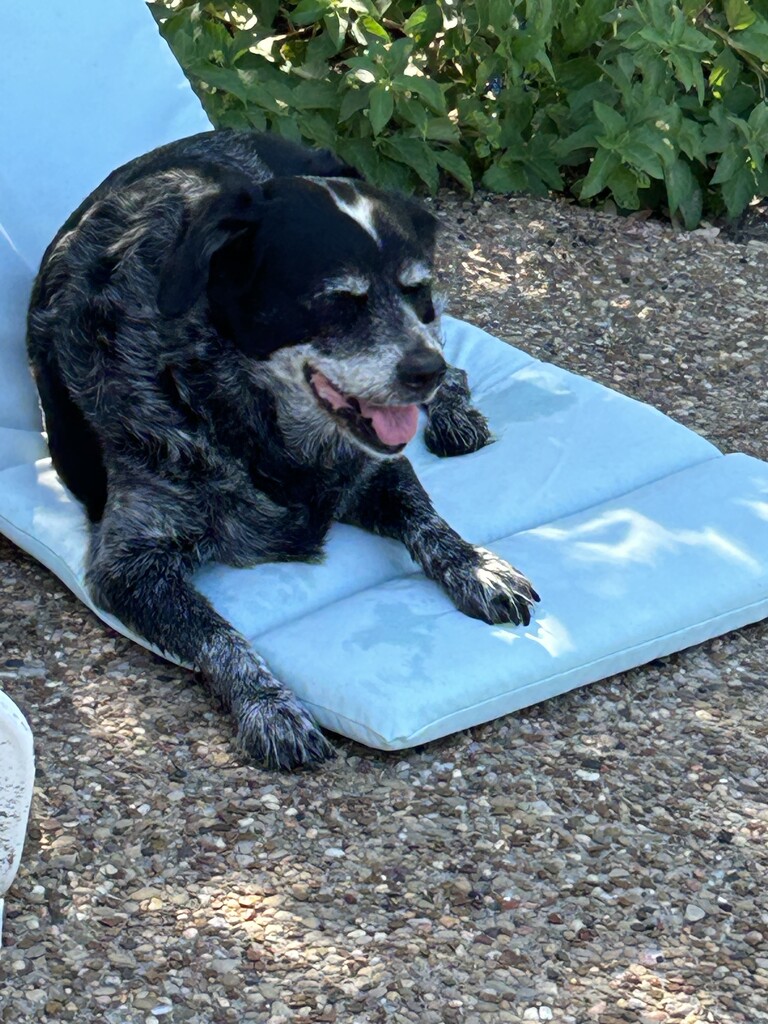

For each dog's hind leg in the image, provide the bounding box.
[424,365,492,458]
[86,512,334,770]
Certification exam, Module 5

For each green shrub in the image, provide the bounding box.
[151,0,768,226]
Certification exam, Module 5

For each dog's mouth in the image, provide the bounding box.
[306,367,419,454]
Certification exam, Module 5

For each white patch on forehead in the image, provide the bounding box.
[318,273,370,297]
[312,179,381,245]
[398,261,432,287]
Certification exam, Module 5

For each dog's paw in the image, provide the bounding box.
[235,687,335,770]
[441,546,539,626]
[424,404,493,458]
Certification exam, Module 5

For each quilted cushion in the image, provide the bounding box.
[1,0,767,750]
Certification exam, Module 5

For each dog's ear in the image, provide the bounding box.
[157,186,265,318]
[246,133,363,180]
[305,148,363,180]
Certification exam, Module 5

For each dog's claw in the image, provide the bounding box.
[440,546,539,627]
[235,689,335,770]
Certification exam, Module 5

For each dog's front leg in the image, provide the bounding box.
[343,459,539,625]
[424,365,493,458]
[86,516,334,769]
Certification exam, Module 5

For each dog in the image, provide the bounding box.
[27,130,539,769]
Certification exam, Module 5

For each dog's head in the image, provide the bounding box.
[157,174,445,456]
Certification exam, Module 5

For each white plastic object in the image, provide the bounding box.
[0,689,35,946]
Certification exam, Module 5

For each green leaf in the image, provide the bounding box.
[385,37,415,76]
[404,4,444,45]
[481,161,530,192]
[322,12,348,51]
[711,146,749,184]
[559,0,615,54]
[526,137,565,190]
[720,163,757,217]
[395,96,430,132]
[378,159,420,192]
[272,116,303,144]
[733,22,768,62]
[593,100,626,136]
[709,48,741,99]
[379,137,439,191]
[424,117,461,143]
[475,55,505,94]
[702,105,734,152]
[188,63,252,104]
[368,84,394,135]
[725,0,757,31]
[292,80,339,110]
[337,137,382,181]
[297,110,339,150]
[342,0,380,16]
[632,125,676,169]
[192,63,295,113]
[665,158,702,228]
[393,74,447,115]
[435,150,474,192]
[290,0,333,27]
[338,85,372,122]
[666,50,696,101]
[619,139,665,179]
[568,79,617,117]
[534,47,556,82]
[345,55,380,84]
[250,0,281,24]
[302,30,346,74]
[220,106,263,131]
[553,123,600,160]
[580,147,621,198]
[637,26,669,50]
[358,16,391,42]
[747,101,768,139]
[676,117,705,164]
[606,165,641,209]
[489,0,515,35]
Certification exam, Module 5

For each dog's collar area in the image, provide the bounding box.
[304,364,418,454]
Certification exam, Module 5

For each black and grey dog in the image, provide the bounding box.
[27,130,538,769]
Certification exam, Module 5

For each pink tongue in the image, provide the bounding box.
[358,400,419,446]
[310,370,419,447]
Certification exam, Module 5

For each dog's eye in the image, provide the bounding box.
[399,282,435,324]
[400,282,429,298]
[314,289,369,322]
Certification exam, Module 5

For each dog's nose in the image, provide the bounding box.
[397,349,446,393]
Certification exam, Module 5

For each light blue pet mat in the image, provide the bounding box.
[2,1,767,750]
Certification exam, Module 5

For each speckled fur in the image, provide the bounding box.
[26,130,538,769]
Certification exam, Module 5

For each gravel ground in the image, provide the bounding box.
[1,193,767,1024]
